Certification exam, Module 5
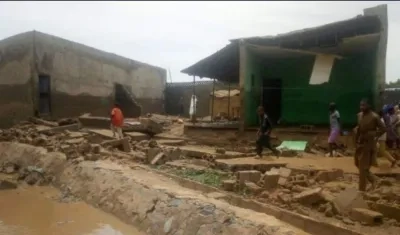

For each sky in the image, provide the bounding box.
[0,1,399,83]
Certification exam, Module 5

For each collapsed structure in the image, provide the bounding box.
[181,4,388,129]
[0,31,166,127]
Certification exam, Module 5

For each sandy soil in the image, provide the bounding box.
[0,142,308,235]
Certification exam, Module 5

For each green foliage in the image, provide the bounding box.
[385,79,400,88]
[171,168,225,188]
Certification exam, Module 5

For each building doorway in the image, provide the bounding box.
[262,78,282,125]
[38,75,51,115]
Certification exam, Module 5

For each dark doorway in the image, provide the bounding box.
[114,83,141,117]
[262,78,282,125]
[38,75,51,115]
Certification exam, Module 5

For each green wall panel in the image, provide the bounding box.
[244,49,377,127]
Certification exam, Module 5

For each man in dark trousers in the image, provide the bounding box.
[354,99,385,191]
[255,106,281,159]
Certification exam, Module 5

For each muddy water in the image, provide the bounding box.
[0,186,143,235]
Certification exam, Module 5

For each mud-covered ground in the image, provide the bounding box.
[1,115,400,235]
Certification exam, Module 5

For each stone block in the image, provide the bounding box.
[222,180,236,191]
[91,144,101,154]
[151,152,166,165]
[293,187,324,205]
[350,208,383,225]
[101,137,131,152]
[244,181,263,194]
[139,118,163,135]
[147,148,162,163]
[315,169,344,182]
[164,148,182,161]
[279,167,292,178]
[371,202,400,221]
[332,187,368,215]
[263,171,280,190]
[236,170,261,186]
[278,177,289,186]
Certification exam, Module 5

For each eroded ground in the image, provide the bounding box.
[0,115,399,235]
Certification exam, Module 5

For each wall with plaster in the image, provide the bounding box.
[33,31,166,118]
[0,32,34,127]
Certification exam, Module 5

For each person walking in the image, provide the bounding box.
[110,103,124,139]
[178,97,184,117]
[386,106,399,148]
[255,106,281,159]
[354,99,385,191]
[328,102,341,157]
[376,111,398,167]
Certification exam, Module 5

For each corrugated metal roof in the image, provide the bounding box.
[210,89,240,98]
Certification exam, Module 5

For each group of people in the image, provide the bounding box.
[255,99,399,192]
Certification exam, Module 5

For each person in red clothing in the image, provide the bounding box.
[110,103,124,139]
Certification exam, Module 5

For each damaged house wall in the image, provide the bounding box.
[0,32,35,127]
[165,81,237,117]
[0,31,167,127]
[32,31,167,118]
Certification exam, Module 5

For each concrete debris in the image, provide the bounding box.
[28,117,58,127]
[263,168,280,190]
[244,181,263,194]
[151,152,166,165]
[315,169,344,182]
[222,180,236,191]
[333,187,368,215]
[350,208,383,225]
[370,202,400,222]
[215,148,226,154]
[236,170,262,187]
[0,180,17,190]
[293,187,325,205]
[101,138,131,152]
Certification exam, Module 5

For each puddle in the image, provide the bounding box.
[0,186,143,235]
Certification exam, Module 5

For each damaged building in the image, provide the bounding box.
[181,4,388,129]
[0,31,166,127]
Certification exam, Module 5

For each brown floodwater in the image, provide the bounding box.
[0,186,143,235]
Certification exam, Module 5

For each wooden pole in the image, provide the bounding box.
[227,81,231,120]
[211,78,216,122]
[192,75,197,122]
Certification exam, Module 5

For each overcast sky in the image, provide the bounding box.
[0,1,398,82]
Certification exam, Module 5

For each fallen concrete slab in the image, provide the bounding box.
[153,133,186,140]
[38,124,81,134]
[180,145,246,160]
[125,132,149,141]
[101,137,131,152]
[78,115,110,129]
[79,115,163,135]
[215,158,287,173]
[88,129,115,139]
[28,117,58,127]
[65,131,89,140]
[157,139,186,146]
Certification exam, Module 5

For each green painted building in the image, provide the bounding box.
[181,5,388,129]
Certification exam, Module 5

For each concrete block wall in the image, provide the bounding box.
[0,32,35,127]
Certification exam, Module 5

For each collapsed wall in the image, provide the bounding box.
[0,142,305,235]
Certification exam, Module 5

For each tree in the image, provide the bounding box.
[385,79,400,89]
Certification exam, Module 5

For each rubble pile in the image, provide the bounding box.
[0,117,187,166]
[221,166,400,227]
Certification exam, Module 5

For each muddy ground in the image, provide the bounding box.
[0,115,400,235]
